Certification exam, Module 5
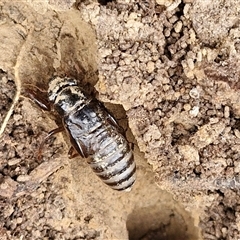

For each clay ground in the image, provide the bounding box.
[0,0,240,239]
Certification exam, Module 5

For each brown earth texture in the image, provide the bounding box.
[0,0,240,239]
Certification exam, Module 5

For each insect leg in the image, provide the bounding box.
[24,86,51,111]
[38,126,65,160]
[68,146,79,159]
[106,111,125,135]
[96,101,124,133]
[67,134,89,158]
[129,142,134,150]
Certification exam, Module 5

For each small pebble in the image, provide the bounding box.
[189,106,199,117]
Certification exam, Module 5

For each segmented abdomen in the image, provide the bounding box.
[88,124,136,191]
[50,76,136,191]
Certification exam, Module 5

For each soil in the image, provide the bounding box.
[0,0,239,239]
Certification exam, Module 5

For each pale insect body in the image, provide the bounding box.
[48,77,136,191]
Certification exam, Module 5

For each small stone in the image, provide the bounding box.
[146,61,155,73]
[183,104,191,111]
[224,106,230,118]
[178,145,200,163]
[8,158,21,166]
[174,21,183,33]
[189,87,200,99]
[221,228,227,238]
[234,129,240,139]
[189,106,199,117]
[17,175,31,182]
[16,217,23,224]
[197,51,202,62]
[187,58,195,70]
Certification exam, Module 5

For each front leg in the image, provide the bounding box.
[24,85,65,160]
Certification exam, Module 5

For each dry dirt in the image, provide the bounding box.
[0,0,240,239]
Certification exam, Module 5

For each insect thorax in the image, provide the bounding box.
[48,77,90,115]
